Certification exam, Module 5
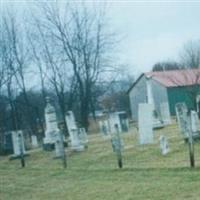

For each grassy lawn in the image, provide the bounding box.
[0,123,200,200]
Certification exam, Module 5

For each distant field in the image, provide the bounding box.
[1,123,200,200]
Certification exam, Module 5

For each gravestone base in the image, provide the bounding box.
[43,143,55,151]
[9,153,30,160]
[184,132,200,143]
[71,145,84,152]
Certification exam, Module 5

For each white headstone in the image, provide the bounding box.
[43,97,59,144]
[190,110,200,133]
[138,103,154,144]
[31,135,38,148]
[159,135,170,155]
[65,111,84,151]
[79,128,88,146]
[12,130,25,156]
[160,102,171,125]
[109,112,122,134]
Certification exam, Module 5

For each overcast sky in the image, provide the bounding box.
[2,0,200,76]
[106,1,200,74]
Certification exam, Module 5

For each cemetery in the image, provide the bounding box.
[0,1,200,200]
[1,104,200,199]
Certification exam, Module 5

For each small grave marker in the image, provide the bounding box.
[159,135,170,155]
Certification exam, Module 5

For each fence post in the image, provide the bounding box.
[18,133,25,168]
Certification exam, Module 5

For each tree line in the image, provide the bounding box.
[0,2,132,150]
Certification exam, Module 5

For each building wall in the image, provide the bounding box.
[167,85,200,115]
[151,79,169,114]
[129,76,147,121]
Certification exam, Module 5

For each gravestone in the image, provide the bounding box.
[138,103,154,144]
[65,111,84,151]
[118,111,129,132]
[175,103,189,138]
[160,102,171,125]
[79,128,88,147]
[31,135,38,148]
[12,130,25,156]
[54,131,65,158]
[159,135,170,155]
[99,120,110,139]
[111,124,123,168]
[190,110,200,133]
[43,97,59,149]
[109,112,122,134]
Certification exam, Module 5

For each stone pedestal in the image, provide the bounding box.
[43,97,59,150]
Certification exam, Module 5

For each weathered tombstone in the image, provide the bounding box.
[159,135,170,155]
[160,102,171,125]
[71,129,84,151]
[99,120,110,139]
[43,97,59,150]
[65,111,84,151]
[190,110,200,133]
[12,130,26,156]
[109,112,122,134]
[11,130,26,167]
[111,124,123,168]
[79,128,88,148]
[176,104,195,168]
[138,103,154,144]
[54,131,67,168]
[31,135,38,148]
[175,103,189,138]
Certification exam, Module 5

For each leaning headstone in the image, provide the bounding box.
[160,102,171,125]
[175,103,189,138]
[111,124,123,168]
[109,112,122,134]
[138,103,154,144]
[190,110,200,133]
[79,128,88,147]
[159,135,170,155]
[12,130,26,156]
[31,135,38,148]
[43,97,59,150]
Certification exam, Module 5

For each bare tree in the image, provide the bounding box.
[152,61,183,72]
[37,2,115,130]
[180,40,200,69]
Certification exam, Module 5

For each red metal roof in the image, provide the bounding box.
[145,69,200,87]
